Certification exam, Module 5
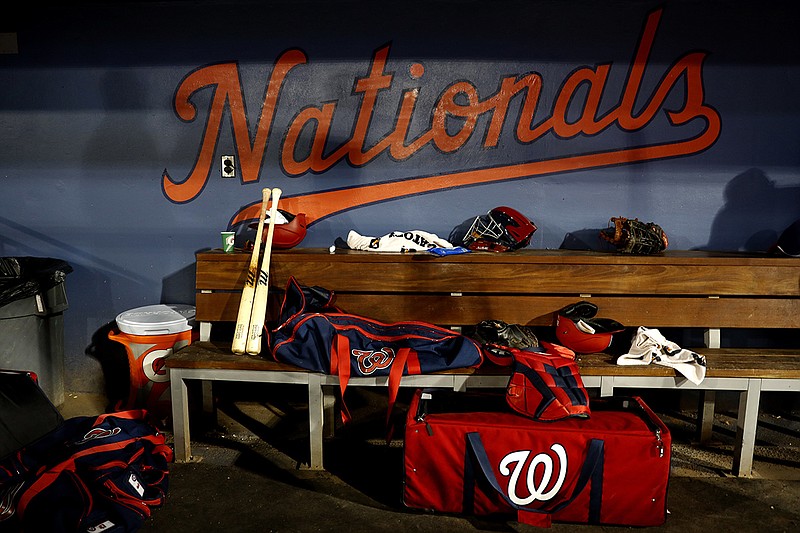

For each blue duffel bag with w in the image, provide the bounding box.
[269,276,483,425]
[0,409,171,533]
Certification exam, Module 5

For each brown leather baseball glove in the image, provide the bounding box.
[600,217,669,254]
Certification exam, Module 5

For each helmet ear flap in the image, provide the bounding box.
[559,301,598,321]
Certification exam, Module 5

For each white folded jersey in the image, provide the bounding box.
[346,229,454,252]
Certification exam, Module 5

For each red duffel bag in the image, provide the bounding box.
[403,389,671,528]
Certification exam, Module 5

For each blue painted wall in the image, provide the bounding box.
[1,0,798,397]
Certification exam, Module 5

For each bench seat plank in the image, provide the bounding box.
[167,341,307,372]
[577,350,800,379]
[170,343,800,381]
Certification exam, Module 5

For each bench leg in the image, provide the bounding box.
[697,391,716,444]
[732,379,761,478]
[599,376,614,397]
[307,373,325,470]
[201,380,215,416]
[169,369,192,462]
[199,321,212,342]
[322,386,335,439]
[698,327,720,444]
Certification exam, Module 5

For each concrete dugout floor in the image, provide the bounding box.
[60,386,800,532]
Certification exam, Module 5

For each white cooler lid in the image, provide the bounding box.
[116,304,196,335]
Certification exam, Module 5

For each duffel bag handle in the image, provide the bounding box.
[465,432,604,525]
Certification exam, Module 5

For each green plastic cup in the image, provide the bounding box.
[221,231,235,253]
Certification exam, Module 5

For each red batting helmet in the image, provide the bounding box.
[247,209,308,249]
[555,301,625,354]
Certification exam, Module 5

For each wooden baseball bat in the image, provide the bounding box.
[246,187,282,355]
[231,188,270,355]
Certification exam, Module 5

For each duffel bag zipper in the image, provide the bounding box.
[654,427,665,458]
[621,397,667,459]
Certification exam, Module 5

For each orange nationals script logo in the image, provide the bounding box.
[163,8,720,225]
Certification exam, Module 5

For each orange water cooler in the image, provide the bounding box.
[108,304,196,422]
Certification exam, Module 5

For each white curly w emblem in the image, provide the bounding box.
[499,444,568,505]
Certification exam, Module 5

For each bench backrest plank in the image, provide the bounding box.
[195,249,799,330]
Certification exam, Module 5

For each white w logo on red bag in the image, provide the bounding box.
[499,444,568,505]
[353,347,395,375]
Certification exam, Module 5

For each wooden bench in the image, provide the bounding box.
[167,248,800,477]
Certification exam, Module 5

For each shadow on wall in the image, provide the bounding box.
[160,262,197,305]
[701,168,800,253]
[85,321,129,413]
[559,229,618,252]
[83,71,159,166]
[558,169,800,253]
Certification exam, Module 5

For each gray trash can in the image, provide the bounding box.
[0,257,71,405]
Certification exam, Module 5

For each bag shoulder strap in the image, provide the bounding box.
[332,334,353,425]
[332,334,415,434]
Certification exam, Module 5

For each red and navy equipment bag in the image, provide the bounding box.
[403,389,670,528]
[270,276,483,423]
[482,342,591,422]
[0,410,172,533]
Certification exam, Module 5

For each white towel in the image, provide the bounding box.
[617,326,707,385]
